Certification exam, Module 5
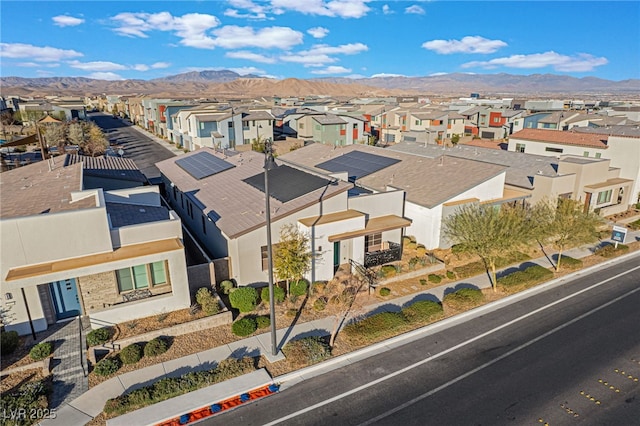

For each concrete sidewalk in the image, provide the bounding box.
[40,232,640,426]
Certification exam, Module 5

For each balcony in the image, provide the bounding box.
[364,241,402,268]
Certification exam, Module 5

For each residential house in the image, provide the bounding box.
[1,161,190,335]
[241,110,275,145]
[64,154,148,190]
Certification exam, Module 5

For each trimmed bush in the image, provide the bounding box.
[428,274,442,284]
[558,255,583,270]
[195,287,213,305]
[402,300,444,323]
[344,311,408,339]
[260,286,285,304]
[94,357,121,376]
[379,287,391,297]
[231,317,257,336]
[290,279,309,297]
[446,271,455,280]
[419,279,427,286]
[229,287,259,313]
[0,380,48,423]
[87,327,112,347]
[255,315,271,329]
[416,245,427,257]
[29,342,53,361]
[219,280,235,295]
[119,343,142,365]
[196,287,220,316]
[497,265,553,292]
[380,265,397,278]
[1,330,19,355]
[408,257,420,269]
[443,288,484,310]
[144,337,168,357]
[313,297,327,311]
[312,281,327,294]
[595,243,629,258]
[283,336,331,366]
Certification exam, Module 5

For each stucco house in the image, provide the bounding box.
[0,160,190,335]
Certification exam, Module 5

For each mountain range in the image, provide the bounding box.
[1,70,638,99]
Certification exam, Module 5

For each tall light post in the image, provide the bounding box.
[263,138,278,356]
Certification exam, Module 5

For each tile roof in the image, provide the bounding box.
[572,125,640,138]
[0,161,96,219]
[155,148,351,239]
[279,143,507,208]
[313,114,347,125]
[509,129,609,148]
[64,154,147,183]
[242,111,275,121]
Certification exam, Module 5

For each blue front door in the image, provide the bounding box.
[49,279,81,320]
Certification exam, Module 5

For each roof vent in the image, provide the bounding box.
[139,208,146,213]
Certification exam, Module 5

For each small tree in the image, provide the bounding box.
[67,122,87,146]
[442,203,530,291]
[42,122,67,154]
[319,275,367,348]
[251,135,266,153]
[451,134,460,145]
[273,224,312,295]
[82,122,109,156]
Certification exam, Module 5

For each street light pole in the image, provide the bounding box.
[263,138,278,356]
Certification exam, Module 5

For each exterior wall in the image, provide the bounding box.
[77,271,120,314]
[348,190,405,217]
[606,136,640,205]
[527,174,576,205]
[0,286,48,336]
[507,137,607,158]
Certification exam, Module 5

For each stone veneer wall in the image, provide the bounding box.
[77,271,120,314]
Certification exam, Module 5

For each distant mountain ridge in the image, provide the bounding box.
[1,70,638,98]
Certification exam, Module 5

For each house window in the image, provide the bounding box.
[365,233,382,252]
[172,185,177,200]
[515,143,526,153]
[595,152,602,159]
[188,201,193,219]
[202,215,207,235]
[493,117,500,123]
[244,138,250,144]
[545,147,563,153]
[583,151,589,157]
[260,244,280,271]
[299,123,304,129]
[597,189,612,205]
[200,122,205,130]
[116,261,168,293]
[415,120,421,125]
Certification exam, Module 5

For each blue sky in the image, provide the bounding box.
[1,1,638,81]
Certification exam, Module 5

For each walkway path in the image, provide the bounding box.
[47,317,88,409]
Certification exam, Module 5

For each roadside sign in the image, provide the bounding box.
[611,225,627,247]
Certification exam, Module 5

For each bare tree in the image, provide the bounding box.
[81,122,109,156]
[67,122,87,146]
[42,123,67,155]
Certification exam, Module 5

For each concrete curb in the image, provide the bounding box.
[274,249,640,391]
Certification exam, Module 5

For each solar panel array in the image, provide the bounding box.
[176,151,235,180]
[243,165,330,203]
[315,151,400,181]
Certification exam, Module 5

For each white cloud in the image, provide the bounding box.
[429,72,449,76]
[308,27,329,38]
[228,66,265,75]
[462,51,608,72]
[422,36,507,54]
[271,0,371,18]
[52,15,85,27]
[17,62,59,68]
[111,12,220,49]
[281,53,336,66]
[226,0,268,18]
[311,65,352,74]
[212,26,303,49]
[67,60,128,71]
[151,62,171,69]
[280,42,367,67]
[311,43,368,55]
[405,5,425,15]
[0,43,83,62]
[370,72,406,78]
[225,50,277,63]
[132,64,149,71]
[382,4,393,14]
[88,72,124,80]
[132,62,171,71]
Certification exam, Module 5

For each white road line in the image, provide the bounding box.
[262,264,640,426]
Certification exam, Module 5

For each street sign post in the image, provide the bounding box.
[611,225,627,248]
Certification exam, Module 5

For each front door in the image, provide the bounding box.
[49,279,81,320]
[333,241,340,273]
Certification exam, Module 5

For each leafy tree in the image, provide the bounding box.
[251,135,266,153]
[67,122,87,146]
[81,122,109,156]
[42,122,67,154]
[273,224,312,295]
[538,198,602,271]
[442,203,531,291]
[451,134,460,144]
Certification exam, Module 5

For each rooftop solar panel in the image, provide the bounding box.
[243,165,331,203]
[176,151,235,180]
[315,151,400,181]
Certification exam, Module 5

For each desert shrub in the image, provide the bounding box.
[558,255,583,270]
[402,235,416,245]
[255,315,270,329]
[380,265,397,278]
[313,297,327,311]
[86,327,112,347]
[94,357,121,376]
[416,245,427,257]
[419,279,427,286]
[260,286,285,304]
[628,219,640,230]
[453,260,486,279]
[1,330,19,355]
[282,336,331,366]
[428,274,442,284]
[0,380,48,424]
[144,337,168,357]
[127,388,152,406]
[402,300,444,323]
[231,317,257,336]
[219,280,235,295]
[119,343,142,365]
[594,244,629,258]
[312,281,327,294]
[497,265,553,293]
[446,271,455,280]
[196,287,220,316]
[443,288,484,310]
[344,311,408,339]
[290,279,309,297]
[408,257,420,269]
[229,287,259,313]
[406,241,417,250]
[214,357,255,381]
[29,342,53,361]
[379,287,391,297]
[285,308,298,317]
[195,287,213,305]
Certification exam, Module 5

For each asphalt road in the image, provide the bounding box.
[204,255,640,426]
[89,112,175,179]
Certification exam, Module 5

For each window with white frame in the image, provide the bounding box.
[365,233,382,252]
[515,143,526,153]
[116,261,168,293]
[597,189,612,205]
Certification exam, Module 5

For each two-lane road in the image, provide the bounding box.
[204,255,640,425]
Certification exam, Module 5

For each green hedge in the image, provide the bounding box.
[380,265,397,278]
[401,300,444,323]
[282,336,331,366]
[255,315,271,329]
[1,330,19,355]
[119,344,142,365]
[261,286,285,304]
[0,380,49,426]
[428,274,442,284]
[103,357,255,418]
[229,287,259,313]
[86,327,112,347]
[219,280,235,295]
[497,265,553,292]
[594,244,629,258]
[94,357,121,376]
[343,311,408,340]
[443,288,484,310]
[290,279,309,297]
[29,342,53,361]
[558,255,583,270]
[144,337,168,357]
[379,287,391,296]
[231,317,257,336]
